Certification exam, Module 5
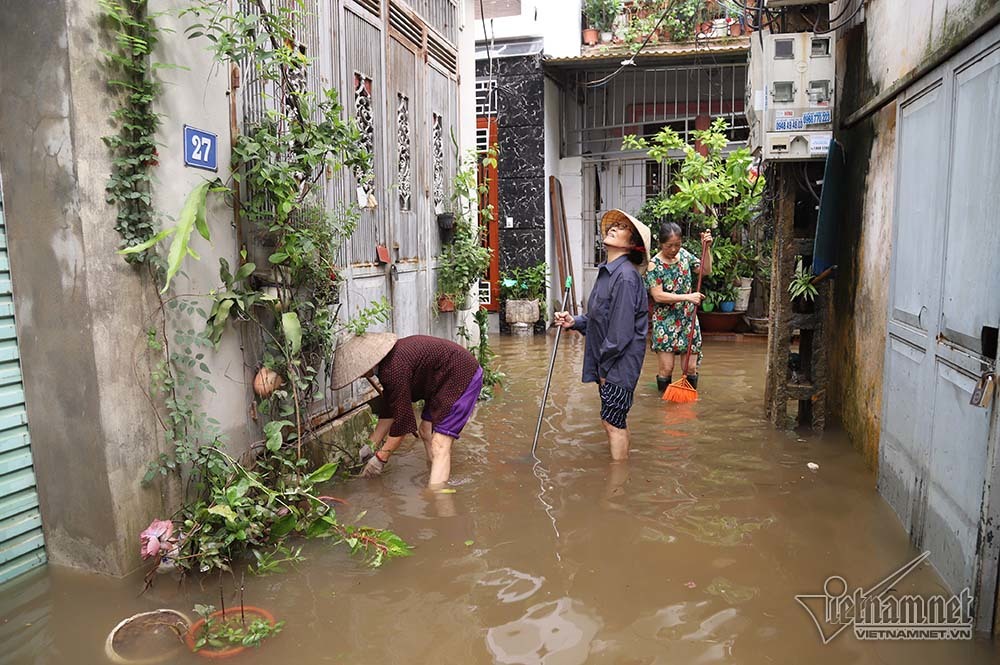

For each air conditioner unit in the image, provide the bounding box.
[747,30,835,161]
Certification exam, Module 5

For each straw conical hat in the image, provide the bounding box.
[600,209,652,272]
[329,332,397,391]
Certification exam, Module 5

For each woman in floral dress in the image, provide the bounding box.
[645,221,713,393]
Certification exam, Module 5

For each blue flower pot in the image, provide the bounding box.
[719,301,736,313]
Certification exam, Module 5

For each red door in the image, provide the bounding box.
[477,116,499,312]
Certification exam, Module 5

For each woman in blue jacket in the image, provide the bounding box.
[555,209,652,460]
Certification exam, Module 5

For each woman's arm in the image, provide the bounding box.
[650,283,701,305]
[700,232,713,275]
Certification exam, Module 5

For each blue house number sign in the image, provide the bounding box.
[183,125,218,171]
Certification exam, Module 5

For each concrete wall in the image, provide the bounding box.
[0,0,260,576]
[0,0,172,575]
[829,0,998,468]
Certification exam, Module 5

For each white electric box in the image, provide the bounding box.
[746,30,836,161]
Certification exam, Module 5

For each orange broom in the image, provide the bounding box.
[663,235,709,403]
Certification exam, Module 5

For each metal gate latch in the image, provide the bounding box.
[970,371,996,409]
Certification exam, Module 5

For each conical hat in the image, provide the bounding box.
[600,209,652,273]
[329,332,397,391]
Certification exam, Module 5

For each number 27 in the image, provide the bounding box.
[190,135,213,162]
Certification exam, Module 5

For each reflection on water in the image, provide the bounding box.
[1,336,998,664]
[486,598,601,665]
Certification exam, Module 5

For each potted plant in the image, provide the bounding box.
[185,604,283,659]
[500,262,548,334]
[584,0,621,44]
[788,264,818,313]
[436,150,493,313]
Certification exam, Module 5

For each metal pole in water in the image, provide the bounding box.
[531,277,573,460]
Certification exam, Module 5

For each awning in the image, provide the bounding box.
[543,37,750,69]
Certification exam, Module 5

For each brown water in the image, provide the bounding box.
[2,336,998,664]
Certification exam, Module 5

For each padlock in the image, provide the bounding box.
[970,372,995,409]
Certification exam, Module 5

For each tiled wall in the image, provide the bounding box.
[478,54,547,332]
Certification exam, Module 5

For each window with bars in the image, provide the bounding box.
[475,79,497,116]
[432,113,445,213]
[354,73,375,197]
[397,93,411,211]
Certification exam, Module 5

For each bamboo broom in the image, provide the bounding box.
[663,235,710,403]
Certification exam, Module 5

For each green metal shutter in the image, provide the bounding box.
[0,197,45,583]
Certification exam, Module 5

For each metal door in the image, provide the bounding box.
[386,2,427,337]
[0,182,45,583]
[880,27,1000,629]
[424,34,460,338]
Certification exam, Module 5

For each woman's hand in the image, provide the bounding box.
[687,292,706,304]
[554,311,575,329]
[701,230,714,246]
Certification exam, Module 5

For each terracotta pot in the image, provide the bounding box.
[582,28,599,45]
[729,21,742,37]
[253,367,284,398]
[698,311,742,333]
[185,607,276,659]
[437,295,455,312]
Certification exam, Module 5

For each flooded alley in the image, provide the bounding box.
[1,337,997,664]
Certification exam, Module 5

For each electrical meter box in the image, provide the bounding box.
[747,30,836,161]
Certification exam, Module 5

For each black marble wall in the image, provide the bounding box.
[478,54,547,333]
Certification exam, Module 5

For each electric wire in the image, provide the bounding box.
[815,0,865,35]
[585,1,674,88]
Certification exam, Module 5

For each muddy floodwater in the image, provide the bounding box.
[2,336,998,664]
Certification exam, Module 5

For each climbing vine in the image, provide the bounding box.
[99,0,167,262]
[111,0,406,580]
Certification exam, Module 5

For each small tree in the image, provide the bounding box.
[623,117,760,235]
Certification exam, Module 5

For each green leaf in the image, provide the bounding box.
[464,540,474,547]
[233,262,256,281]
[118,226,176,255]
[263,420,290,452]
[207,504,237,522]
[271,511,298,537]
[161,180,212,292]
[304,462,338,485]
[281,312,302,356]
[306,515,336,538]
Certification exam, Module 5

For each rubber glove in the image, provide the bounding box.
[360,454,386,478]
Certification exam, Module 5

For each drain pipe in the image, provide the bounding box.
[843,2,1000,128]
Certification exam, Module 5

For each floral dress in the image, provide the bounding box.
[645,248,703,362]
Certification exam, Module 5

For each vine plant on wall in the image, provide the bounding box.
[99,0,168,261]
[101,0,409,581]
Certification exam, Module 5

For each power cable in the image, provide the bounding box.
[585,1,674,88]
[815,0,865,35]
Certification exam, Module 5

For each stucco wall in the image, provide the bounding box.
[829,0,997,469]
[0,0,243,575]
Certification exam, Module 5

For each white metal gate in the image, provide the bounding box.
[880,25,1000,630]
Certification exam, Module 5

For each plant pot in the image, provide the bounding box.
[106,609,192,665]
[739,277,753,288]
[698,311,742,333]
[505,299,540,325]
[735,286,752,312]
[600,31,613,43]
[436,212,455,230]
[719,300,736,313]
[437,295,456,313]
[729,20,743,37]
[746,316,769,335]
[582,28,599,45]
[184,607,276,659]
